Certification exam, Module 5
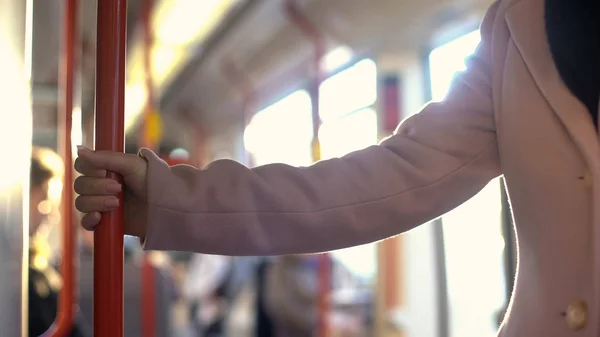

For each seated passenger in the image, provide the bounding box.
[29,147,90,337]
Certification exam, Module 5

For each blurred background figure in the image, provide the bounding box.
[264,255,367,337]
[78,230,178,337]
[184,254,233,337]
[29,147,90,336]
[253,258,275,337]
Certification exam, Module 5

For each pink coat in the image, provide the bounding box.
[139,0,600,335]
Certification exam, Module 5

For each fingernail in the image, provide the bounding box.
[77,145,92,154]
[104,197,119,208]
[106,183,122,193]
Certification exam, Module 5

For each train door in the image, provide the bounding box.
[244,90,314,167]
[0,0,33,335]
[428,30,509,337]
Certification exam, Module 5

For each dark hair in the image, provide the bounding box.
[30,157,54,189]
[30,149,57,189]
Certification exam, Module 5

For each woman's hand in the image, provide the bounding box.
[73,146,148,238]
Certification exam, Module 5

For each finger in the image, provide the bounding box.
[77,146,145,177]
[74,156,106,177]
[81,212,101,231]
[74,176,122,196]
[75,195,120,213]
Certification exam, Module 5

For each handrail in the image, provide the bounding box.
[94,1,127,336]
[41,0,78,335]
[140,0,157,336]
[284,2,330,337]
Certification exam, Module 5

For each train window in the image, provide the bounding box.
[321,45,353,73]
[319,58,377,122]
[319,58,379,283]
[71,107,83,155]
[244,58,380,282]
[429,30,481,102]
[429,30,507,337]
[320,108,379,281]
[243,90,313,167]
[319,108,377,161]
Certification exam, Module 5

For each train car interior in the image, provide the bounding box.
[0,0,518,336]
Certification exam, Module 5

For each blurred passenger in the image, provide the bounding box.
[74,0,600,335]
[255,258,275,337]
[223,256,264,337]
[29,147,90,336]
[264,255,365,337]
[264,255,315,337]
[183,254,232,337]
[78,231,177,337]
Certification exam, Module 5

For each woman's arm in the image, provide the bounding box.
[140,3,501,256]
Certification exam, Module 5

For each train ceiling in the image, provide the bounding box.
[30,0,493,150]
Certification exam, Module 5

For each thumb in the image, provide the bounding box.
[77,146,143,177]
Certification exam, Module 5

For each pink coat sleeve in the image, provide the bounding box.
[139,3,501,256]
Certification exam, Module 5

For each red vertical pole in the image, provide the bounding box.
[285,2,330,336]
[42,0,78,335]
[180,106,206,168]
[313,41,331,337]
[220,60,255,167]
[94,1,127,336]
[313,36,330,337]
